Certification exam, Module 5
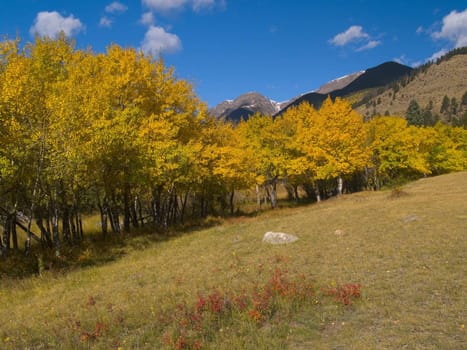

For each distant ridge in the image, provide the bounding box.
[210,92,282,122]
[210,61,417,121]
[277,61,413,115]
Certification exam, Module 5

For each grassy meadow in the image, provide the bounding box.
[0,172,466,349]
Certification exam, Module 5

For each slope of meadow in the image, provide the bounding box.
[0,172,466,349]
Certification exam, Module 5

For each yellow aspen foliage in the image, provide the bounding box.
[314,97,370,181]
[278,101,321,180]
[428,122,467,174]
[365,116,436,184]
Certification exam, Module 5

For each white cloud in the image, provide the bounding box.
[30,11,84,38]
[432,9,467,48]
[142,0,223,12]
[140,12,155,26]
[393,54,421,67]
[329,25,381,52]
[105,1,128,13]
[141,25,182,55]
[427,48,449,62]
[192,0,215,11]
[394,55,406,65]
[99,16,113,28]
[416,26,424,34]
[356,40,381,51]
[142,0,187,12]
[329,25,369,46]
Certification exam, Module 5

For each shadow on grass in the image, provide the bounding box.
[0,216,226,280]
[0,196,321,280]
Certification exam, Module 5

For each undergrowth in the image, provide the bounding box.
[60,258,361,350]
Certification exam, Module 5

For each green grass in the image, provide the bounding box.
[1,172,466,349]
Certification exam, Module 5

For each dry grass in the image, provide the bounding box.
[0,172,466,349]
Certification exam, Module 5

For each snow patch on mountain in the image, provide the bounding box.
[316,70,365,94]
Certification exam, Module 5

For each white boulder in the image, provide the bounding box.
[262,231,299,245]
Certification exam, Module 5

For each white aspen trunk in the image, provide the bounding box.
[315,185,321,203]
[52,207,60,257]
[270,181,278,209]
[337,176,343,196]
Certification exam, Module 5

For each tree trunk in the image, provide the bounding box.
[62,205,70,243]
[180,192,189,224]
[314,182,321,203]
[293,185,299,202]
[3,213,11,251]
[255,184,261,210]
[152,188,161,227]
[46,212,52,242]
[164,196,171,229]
[136,196,144,227]
[285,182,296,201]
[337,176,343,196]
[98,200,108,238]
[171,191,179,225]
[123,184,131,232]
[11,214,18,251]
[36,215,53,248]
[70,207,77,242]
[200,192,206,218]
[52,206,60,256]
[131,196,139,229]
[270,180,278,209]
[191,195,196,218]
[77,211,83,240]
[110,206,121,234]
[0,220,3,250]
[229,190,235,216]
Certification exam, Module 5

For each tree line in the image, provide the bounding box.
[406,92,467,127]
[1,36,466,257]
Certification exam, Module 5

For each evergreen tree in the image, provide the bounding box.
[462,91,467,106]
[461,112,467,127]
[450,97,458,116]
[427,100,434,111]
[406,99,423,126]
[422,101,436,126]
[440,95,450,114]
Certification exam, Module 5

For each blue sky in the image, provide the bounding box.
[1,1,466,107]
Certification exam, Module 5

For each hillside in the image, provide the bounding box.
[1,172,466,349]
[279,61,413,115]
[355,52,467,120]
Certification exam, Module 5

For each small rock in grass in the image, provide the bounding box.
[402,214,418,223]
[334,229,345,236]
[263,231,298,245]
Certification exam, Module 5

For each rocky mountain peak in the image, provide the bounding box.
[210,92,280,122]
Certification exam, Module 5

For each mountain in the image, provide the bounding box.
[209,92,283,122]
[277,61,413,115]
[354,49,467,122]
[210,50,466,126]
[316,70,365,94]
[212,61,413,121]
